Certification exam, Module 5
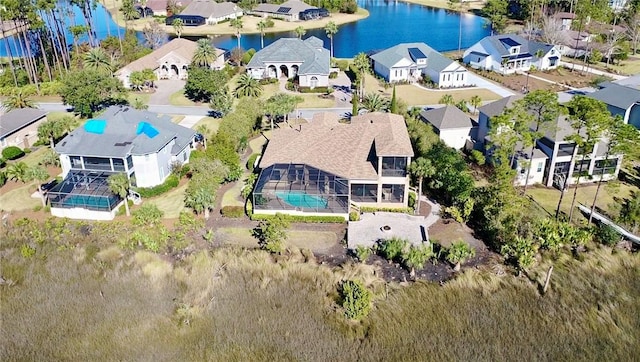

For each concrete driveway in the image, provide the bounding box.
[149,79,185,105]
[330,71,353,108]
[466,73,515,97]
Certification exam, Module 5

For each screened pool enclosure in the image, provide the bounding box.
[48,171,122,212]
[253,164,349,214]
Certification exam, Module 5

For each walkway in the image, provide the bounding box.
[578,204,640,244]
[559,61,626,80]
[516,71,578,91]
[466,73,516,97]
[178,115,204,129]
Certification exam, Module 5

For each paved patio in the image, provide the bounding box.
[347,212,429,249]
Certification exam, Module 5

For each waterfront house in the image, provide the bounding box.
[463,34,560,74]
[253,112,414,219]
[370,43,469,87]
[587,80,640,130]
[0,108,48,150]
[51,106,197,220]
[419,106,476,149]
[180,1,243,25]
[246,37,330,89]
[115,38,224,88]
[251,0,327,22]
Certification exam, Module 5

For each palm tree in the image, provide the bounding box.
[121,0,139,27]
[362,93,389,112]
[131,98,148,110]
[83,48,113,74]
[25,165,50,207]
[409,157,435,214]
[172,18,184,38]
[5,162,29,183]
[107,173,131,216]
[352,52,370,100]
[1,90,36,111]
[325,21,338,58]
[37,119,65,148]
[294,26,306,39]
[230,18,243,49]
[438,94,455,105]
[192,39,216,68]
[185,187,215,219]
[446,240,475,271]
[402,244,434,277]
[234,73,263,98]
[470,95,482,114]
[257,20,267,49]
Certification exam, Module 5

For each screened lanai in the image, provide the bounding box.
[48,170,122,212]
[253,163,349,214]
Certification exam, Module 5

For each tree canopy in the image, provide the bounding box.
[60,69,127,117]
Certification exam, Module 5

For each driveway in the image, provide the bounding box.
[466,73,515,97]
[330,71,353,108]
[149,79,185,105]
[178,115,204,129]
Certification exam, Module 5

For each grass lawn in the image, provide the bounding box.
[46,111,75,122]
[220,181,244,208]
[169,90,197,106]
[10,147,50,168]
[249,131,270,154]
[0,183,40,211]
[194,117,222,134]
[527,182,639,222]
[145,184,187,219]
[215,227,338,252]
[127,92,151,105]
[170,115,185,124]
[297,94,335,108]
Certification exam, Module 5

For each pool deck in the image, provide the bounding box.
[347,212,429,249]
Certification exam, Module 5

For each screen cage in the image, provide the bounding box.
[48,170,122,212]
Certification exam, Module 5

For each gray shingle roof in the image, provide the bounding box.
[246,36,329,75]
[588,83,640,110]
[181,1,239,17]
[0,108,48,139]
[478,95,524,118]
[55,106,195,158]
[479,34,554,59]
[254,0,315,15]
[419,105,473,130]
[370,42,458,73]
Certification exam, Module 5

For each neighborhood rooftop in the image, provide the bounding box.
[0,108,48,139]
[116,38,210,74]
[181,1,238,17]
[246,36,329,75]
[55,106,195,158]
[588,82,640,110]
[253,0,315,15]
[259,112,413,180]
[371,42,455,73]
[478,94,524,117]
[420,105,474,130]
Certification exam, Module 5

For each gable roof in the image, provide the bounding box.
[246,36,330,75]
[419,105,474,130]
[476,34,555,59]
[259,112,413,180]
[0,108,48,139]
[181,1,239,17]
[478,95,524,118]
[254,0,315,15]
[370,42,458,73]
[587,83,640,110]
[55,106,195,158]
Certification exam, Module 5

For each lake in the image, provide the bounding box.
[0,0,490,58]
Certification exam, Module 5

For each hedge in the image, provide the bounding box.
[250,213,346,223]
[246,154,259,171]
[2,146,25,160]
[360,206,413,214]
[134,174,180,198]
[221,205,244,218]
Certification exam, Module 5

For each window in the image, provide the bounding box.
[593,159,618,175]
[537,162,543,172]
[351,184,377,203]
[70,156,82,169]
[572,159,591,178]
[381,184,405,203]
[113,158,125,171]
[477,57,480,62]
[381,157,407,177]
[126,155,133,169]
[83,157,112,171]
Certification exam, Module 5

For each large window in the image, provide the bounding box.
[593,159,618,175]
[351,184,377,203]
[83,157,113,171]
[381,184,405,203]
[113,158,125,172]
[572,159,591,177]
[557,143,576,157]
[381,157,407,177]
[70,156,82,169]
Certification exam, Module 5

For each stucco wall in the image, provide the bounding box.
[439,128,472,150]
[0,116,47,150]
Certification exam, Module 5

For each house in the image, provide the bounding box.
[370,43,469,87]
[556,30,595,58]
[0,108,48,150]
[138,0,192,17]
[50,106,197,220]
[115,38,224,88]
[246,37,330,89]
[165,14,207,26]
[476,94,523,149]
[587,81,640,129]
[551,12,576,30]
[511,142,549,186]
[419,106,475,149]
[463,34,560,74]
[251,0,327,22]
[180,1,243,25]
[253,112,414,219]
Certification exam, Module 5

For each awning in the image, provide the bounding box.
[549,56,559,60]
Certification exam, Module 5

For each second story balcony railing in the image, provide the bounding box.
[381,169,406,177]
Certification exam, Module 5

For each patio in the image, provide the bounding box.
[347,212,429,249]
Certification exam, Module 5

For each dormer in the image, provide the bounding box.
[408,47,427,65]
[500,37,521,55]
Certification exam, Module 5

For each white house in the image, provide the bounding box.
[463,34,560,75]
[419,105,475,149]
[371,43,469,87]
[115,38,224,88]
[252,0,326,21]
[180,1,243,25]
[246,36,330,89]
[50,106,197,220]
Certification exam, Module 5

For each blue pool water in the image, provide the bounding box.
[62,195,113,210]
[276,191,328,209]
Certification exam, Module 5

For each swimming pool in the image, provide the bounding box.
[59,195,116,211]
[275,191,328,209]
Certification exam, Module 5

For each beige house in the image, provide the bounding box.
[0,108,48,150]
[253,112,414,219]
[115,38,225,88]
[181,1,243,24]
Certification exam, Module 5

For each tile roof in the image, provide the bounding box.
[419,105,474,130]
[0,108,48,139]
[588,83,640,110]
[478,95,524,118]
[370,42,458,73]
[246,36,329,75]
[55,106,195,158]
[181,1,240,17]
[259,112,413,180]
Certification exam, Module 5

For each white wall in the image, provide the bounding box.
[439,128,472,150]
[299,74,329,88]
[51,206,118,221]
[514,157,546,186]
[131,142,173,188]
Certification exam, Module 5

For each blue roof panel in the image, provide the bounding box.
[408,47,427,61]
[84,120,107,134]
[500,37,520,47]
[136,121,159,138]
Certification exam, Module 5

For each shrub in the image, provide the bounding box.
[329,72,338,79]
[116,199,134,216]
[377,237,408,262]
[446,240,475,270]
[408,192,417,210]
[469,150,486,166]
[132,204,164,226]
[296,86,330,94]
[0,158,5,168]
[349,211,360,221]
[0,171,6,187]
[252,213,290,253]
[2,146,25,160]
[354,245,371,262]
[23,148,32,154]
[245,198,253,215]
[334,59,349,71]
[135,175,179,198]
[250,214,346,223]
[221,205,244,218]
[20,244,36,258]
[360,206,413,214]
[177,210,204,231]
[246,153,260,171]
[340,280,372,320]
[594,224,620,246]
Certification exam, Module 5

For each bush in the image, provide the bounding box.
[340,280,372,320]
[252,213,290,253]
[116,199,134,216]
[132,204,164,226]
[349,211,360,221]
[2,146,25,160]
[296,86,330,94]
[177,210,204,231]
[245,198,253,215]
[221,205,245,218]
[329,72,338,79]
[354,245,371,262]
[135,175,179,198]
[594,224,620,246]
[408,192,417,210]
[0,158,5,168]
[469,150,486,166]
[246,154,260,171]
[20,244,36,258]
[360,206,413,214]
[23,148,32,154]
[377,237,408,262]
[334,59,349,71]
[250,214,346,223]
[259,78,278,85]
[0,171,6,187]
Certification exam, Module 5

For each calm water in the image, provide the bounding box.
[0,0,489,58]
